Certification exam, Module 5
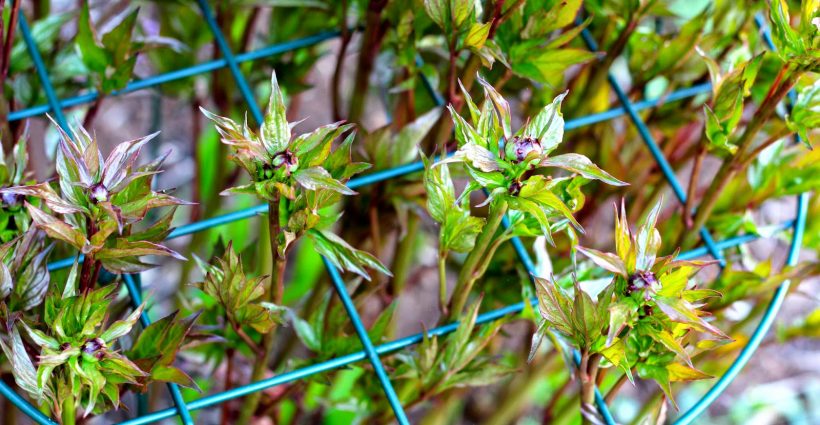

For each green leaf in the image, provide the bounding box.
[541,153,627,186]
[769,0,805,58]
[577,246,628,276]
[100,9,139,65]
[151,365,199,390]
[526,91,567,154]
[0,325,47,402]
[652,329,692,367]
[518,175,582,230]
[75,4,108,73]
[309,229,391,281]
[25,202,89,250]
[666,362,712,382]
[463,22,491,49]
[424,0,448,28]
[100,304,144,343]
[788,80,819,148]
[635,200,663,271]
[261,72,291,155]
[599,337,633,383]
[606,300,636,346]
[293,166,356,195]
[654,296,730,340]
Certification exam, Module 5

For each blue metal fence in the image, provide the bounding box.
[0,3,809,425]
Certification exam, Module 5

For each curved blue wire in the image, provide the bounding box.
[112,229,772,425]
[674,13,811,423]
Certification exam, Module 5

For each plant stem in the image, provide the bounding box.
[220,348,234,425]
[390,212,419,296]
[347,0,388,124]
[332,0,352,121]
[238,198,286,423]
[62,390,76,425]
[79,217,98,292]
[684,145,706,228]
[438,254,448,316]
[604,372,629,404]
[82,95,104,129]
[580,352,601,425]
[448,200,508,320]
[684,64,800,247]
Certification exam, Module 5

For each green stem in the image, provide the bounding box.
[580,352,601,425]
[484,352,558,425]
[448,200,508,320]
[238,198,286,423]
[390,213,419,296]
[438,253,448,316]
[61,390,76,425]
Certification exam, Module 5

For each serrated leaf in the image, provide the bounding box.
[293,166,356,195]
[541,153,627,186]
[261,72,291,155]
[577,246,628,276]
[309,229,391,281]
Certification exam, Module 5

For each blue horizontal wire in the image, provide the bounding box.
[113,228,772,425]
[45,83,713,272]
[579,24,726,268]
[8,30,341,122]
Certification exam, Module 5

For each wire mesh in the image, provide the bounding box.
[0,4,809,425]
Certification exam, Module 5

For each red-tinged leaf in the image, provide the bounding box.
[655,296,731,340]
[1,183,82,214]
[25,202,88,250]
[541,153,627,186]
[96,240,185,261]
[577,246,628,276]
[635,199,663,271]
[101,132,159,189]
[151,365,200,391]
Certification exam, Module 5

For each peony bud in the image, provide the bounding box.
[504,136,543,163]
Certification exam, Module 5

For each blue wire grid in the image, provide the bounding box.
[0,4,809,425]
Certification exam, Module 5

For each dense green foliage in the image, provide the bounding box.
[0,0,817,424]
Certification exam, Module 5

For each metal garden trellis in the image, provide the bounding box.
[0,3,808,425]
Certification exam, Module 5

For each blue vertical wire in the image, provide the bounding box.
[322,258,411,425]
[675,14,811,423]
[18,12,69,132]
[578,24,726,267]
[122,274,195,425]
[195,0,264,124]
[195,1,409,422]
[15,11,194,425]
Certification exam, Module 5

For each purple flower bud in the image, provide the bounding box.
[271,150,299,174]
[82,338,105,354]
[508,180,522,196]
[89,183,109,204]
[0,191,24,208]
[626,271,659,300]
[505,136,543,163]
